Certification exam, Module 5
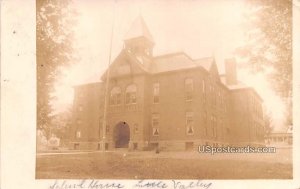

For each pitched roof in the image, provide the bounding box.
[226,82,249,90]
[194,57,214,71]
[220,75,248,89]
[101,51,215,77]
[151,52,197,73]
[82,49,263,101]
[124,15,154,43]
[220,75,226,84]
[100,50,150,80]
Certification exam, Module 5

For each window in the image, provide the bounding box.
[152,114,159,127]
[211,115,217,138]
[152,114,159,136]
[203,111,207,136]
[106,125,110,133]
[210,85,216,106]
[254,123,258,138]
[185,78,194,101]
[76,131,81,138]
[110,86,121,105]
[221,92,225,110]
[152,128,159,136]
[186,112,194,135]
[145,48,151,56]
[213,93,217,106]
[153,83,160,103]
[125,84,137,104]
[99,119,102,138]
[219,119,223,139]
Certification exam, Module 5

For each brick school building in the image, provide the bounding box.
[69,16,265,151]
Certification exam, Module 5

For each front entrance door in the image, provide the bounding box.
[114,122,130,148]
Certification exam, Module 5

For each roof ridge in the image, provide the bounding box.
[194,56,214,61]
[154,51,193,59]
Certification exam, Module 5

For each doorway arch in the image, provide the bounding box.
[114,122,130,148]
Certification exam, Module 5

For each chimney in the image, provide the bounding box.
[225,58,237,85]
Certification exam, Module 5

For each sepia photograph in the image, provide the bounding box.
[34,0,295,180]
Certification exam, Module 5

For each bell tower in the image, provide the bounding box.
[124,15,155,57]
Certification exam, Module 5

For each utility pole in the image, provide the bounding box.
[101,1,116,151]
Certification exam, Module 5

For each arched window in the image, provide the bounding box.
[110,86,121,105]
[125,84,137,104]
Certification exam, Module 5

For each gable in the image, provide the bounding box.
[101,50,149,80]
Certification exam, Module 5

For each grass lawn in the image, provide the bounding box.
[36,149,292,179]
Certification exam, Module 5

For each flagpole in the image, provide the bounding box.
[101,1,116,151]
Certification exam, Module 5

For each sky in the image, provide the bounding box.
[53,0,288,131]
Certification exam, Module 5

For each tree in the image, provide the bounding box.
[264,112,273,135]
[51,106,73,146]
[37,0,76,138]
[235,0,292,125]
